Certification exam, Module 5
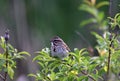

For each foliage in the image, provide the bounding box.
[79,0,120,80]
[108,13,120,29]
[29,48,105,81]
[92,26,120,80]
[79,0,109,30]
[0,36,30,80]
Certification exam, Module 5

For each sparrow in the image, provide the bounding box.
[50,36,70,59]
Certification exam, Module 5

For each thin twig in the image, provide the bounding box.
[0,74,5,80]
[109,0,112,17]
[107,0,113,79]
[107,34,112,75]
[75,31,91,46]
[81,70,96,81]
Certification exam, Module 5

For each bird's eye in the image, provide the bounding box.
[54,41,58,43]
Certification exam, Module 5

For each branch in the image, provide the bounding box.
[3,30,9,81]
[0,74,5,80]
[107,33,117,78]
[81,70,96,81]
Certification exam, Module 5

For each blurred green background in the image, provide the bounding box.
[0,0,119,81]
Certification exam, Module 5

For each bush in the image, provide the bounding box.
[0,31,30,81]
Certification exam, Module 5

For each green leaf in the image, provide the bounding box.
[7,59,16,67]
[97,12,104,22]
[69,52,79,62]
[40,51,51,59]
[103,65,107,72]
[79,48,87,56]
[18,51,30,56]
[79,4,98,17]
[48,60,60,70]
[47,71,56,80]
[114,13,120,19]
[0,54,4,59]
[8,44,14,50]
[91,73,103,81]
[0,36,5,43]
[38,62,44,68]
[80,18,97,27]
[88,64,98,73]
[96,1,109,8]
[84,77,88,81]
[28,74,37,78]
[116,13,120,24]
[8,65,14,79]
[78,76,87,81]
[33,55,41,61]
[0,36,5,49]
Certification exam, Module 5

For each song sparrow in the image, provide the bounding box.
[50,36,70,59]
